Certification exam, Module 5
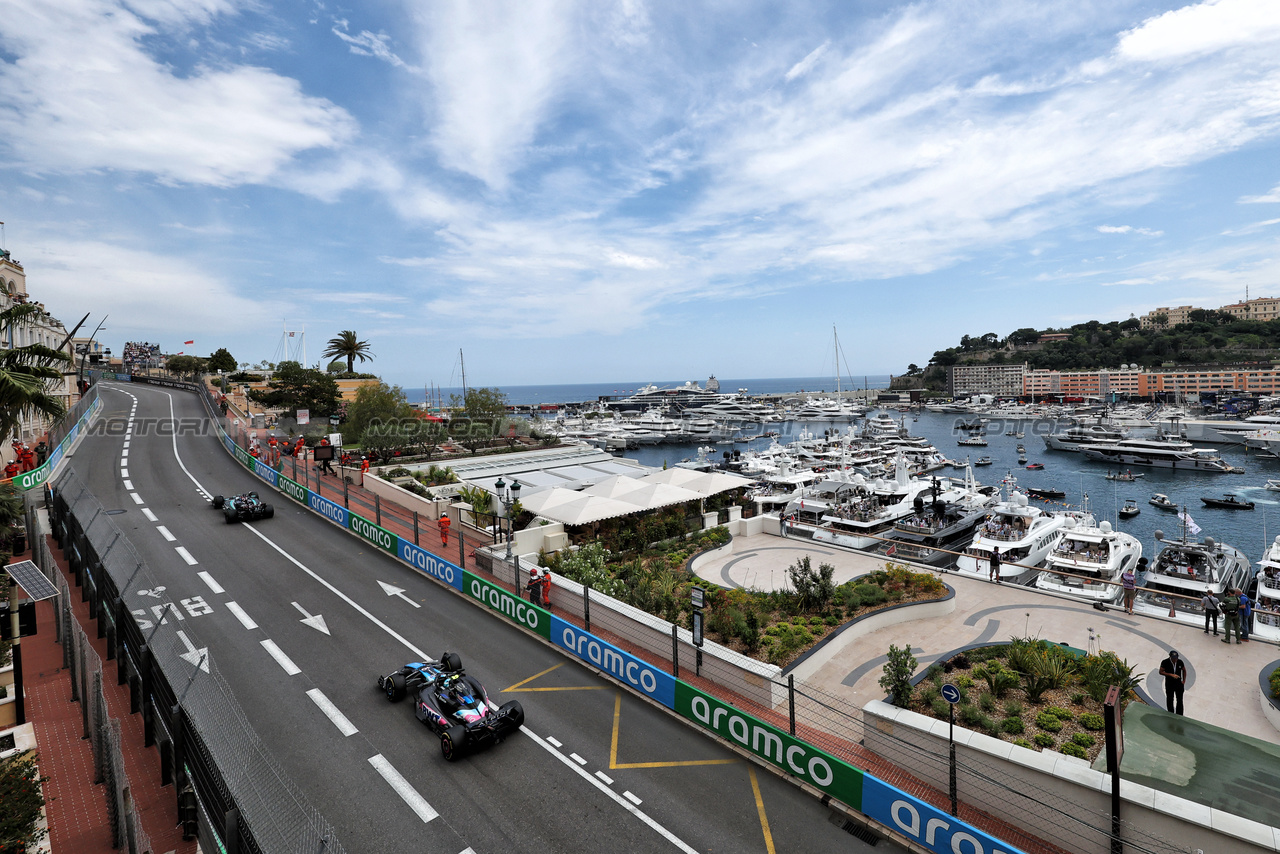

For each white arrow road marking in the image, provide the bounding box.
[197,571,223,594]
[175,546,198,565]
[141,508,157,522]
[261,639,300,675]
[377,580,421,608]
[520,727,697,853]
[291,602,330,635]
[368,755,438,823]
[306,689,358,736]
[157,526,176,542]
[225,601,258,630]
[175,630,209,672]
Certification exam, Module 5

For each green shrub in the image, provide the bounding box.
[879,643,918,707]
[918,684,941,705]
[978,692,997,713]
[1012,737,1035,750]
[1034,732,1056,748]
[0,751,48,851]
[1079,713,1105,731]
[1270,666,1280,699]
[1060,743,1088,759]
[979,714,1001,736]
[1071,693,1086,706]
[1043,706,1074,721]
[931,698,951,719]
[1003,700,1025,718]
[951,652,971,670]
[1035,712,1064,732]
[927,664,944,682]
[823,615,839,626]
[1072,733,1096,748]
[973,660,1019,699]
[1081,650,1140,703]
[959,704,984,726]
[955,675,973,690]
[1001,717,1025,734]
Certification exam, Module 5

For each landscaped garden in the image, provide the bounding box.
[540,530,949,667]
[894,638,1142,762]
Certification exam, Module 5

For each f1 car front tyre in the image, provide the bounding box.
[212,496,225,509]
[441,725,468,762]
[441,652,463,673]
[263,504,275,519]
[385,672,406,702]
[224,508,239,524]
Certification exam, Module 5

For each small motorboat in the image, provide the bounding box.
[1005,430,1017,436]
[1015,432,1025,439]
[1201,493,1255,510]
[974,456,993,466]
[1104,470,1144,482]
[1016,444,1026,454]
[1149,493,1177,511]
[1119,499,1140,519]
[1025,463,1044,470]
[1024,486,1066,500]
[1018,455,1028,464]
[1266,479,1280,491]
[958,436,988,446]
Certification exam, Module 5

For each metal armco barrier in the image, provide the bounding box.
[8,385,102,492]
[183,377,1027,854]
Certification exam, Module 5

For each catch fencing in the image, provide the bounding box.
[42,471,349,854]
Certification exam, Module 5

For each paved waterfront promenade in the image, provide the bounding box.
[693,531,1279,743]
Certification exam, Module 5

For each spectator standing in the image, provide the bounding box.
[439,513,451,547]
[1220,588,1242,644]
[1201,591,1220,636]
[1238,588,1252,642]
[989,548,1001,583]
[526,568,543,606]
[540,568,552,610]
[1158,650,1186,715]
[1122,565,1138,615]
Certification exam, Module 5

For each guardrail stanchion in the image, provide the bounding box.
[671,625,679,679]
[375,494,381,526]
[584,584,591,634]
[413,511,419,546]
[788,674,796,735]
[343,479,349,509]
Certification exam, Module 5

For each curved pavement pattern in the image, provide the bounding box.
[62,382,873,854]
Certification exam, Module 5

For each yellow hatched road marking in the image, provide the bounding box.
[610,693,737,770]
[502,662,610,693]
[748,766,776,854]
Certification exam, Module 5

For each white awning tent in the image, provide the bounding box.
[636,467,753,496]
[518,487,640,526]
[581,475,704,510]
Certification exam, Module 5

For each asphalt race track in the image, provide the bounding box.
[62,382,880,854]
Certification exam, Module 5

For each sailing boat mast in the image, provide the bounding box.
[459,348,468,399]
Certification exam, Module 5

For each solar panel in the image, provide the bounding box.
[5,560,59,602]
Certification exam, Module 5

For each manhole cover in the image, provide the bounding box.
[104,509,127,515]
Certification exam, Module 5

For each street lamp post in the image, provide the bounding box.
[493,477,522,594]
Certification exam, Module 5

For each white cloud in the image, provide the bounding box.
[1240,182,1280,203]
[1116,0,1280,63]
[0,0,356,187]
[332,23,406,67]
[1097,225,1163,235]
[785,42,830,82]
[407,0,577,188]
[1219,217,1280,235]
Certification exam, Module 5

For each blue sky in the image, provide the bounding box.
[3,0,1280,391]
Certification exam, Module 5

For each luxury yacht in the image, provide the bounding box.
[792,456,937,550]
[1078,436,1233,472]
[1043,423,1128,452]
[1253,537,1280,642]
[955,490,1080,583]
[1134,526,1253,627]
[877,467,1000,564]
[1036,518,1142,603]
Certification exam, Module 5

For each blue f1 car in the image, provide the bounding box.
[377,652,524,761]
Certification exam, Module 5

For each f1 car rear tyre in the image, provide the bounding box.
[499,700,525,730]
[441,652,463,673]
[441,725,467,762]
[212,495,225,509]
[386,672,406,702]
[263,504,275,519]
[224,508,238,524]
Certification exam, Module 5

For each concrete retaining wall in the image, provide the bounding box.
[863,699,1280,854]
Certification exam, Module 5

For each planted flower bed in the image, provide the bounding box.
[905,638,1142,763]
[542,533,948,667]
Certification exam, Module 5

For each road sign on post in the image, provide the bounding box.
[942,682,960,816]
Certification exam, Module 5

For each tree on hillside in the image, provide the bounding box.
[248,360,340,417]
[448,387,509,454]
[344,381,414,441]
[322,331,374,373]
[0,303,73,443]
[1007,327,1041,346]
[165,355,207,378]
[207,348,237,373]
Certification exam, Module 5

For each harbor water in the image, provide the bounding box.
[611,410,1280,565]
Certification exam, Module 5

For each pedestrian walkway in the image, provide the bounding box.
[693,531,1280,742]
[16,542,195,854]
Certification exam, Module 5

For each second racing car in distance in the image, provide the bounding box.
[377,652,525,760]
[212,492,275,524]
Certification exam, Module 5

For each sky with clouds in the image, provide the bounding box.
[3,0,1280,391]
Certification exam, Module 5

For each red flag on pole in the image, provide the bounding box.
[184,340,194,345]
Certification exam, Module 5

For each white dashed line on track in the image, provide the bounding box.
[130,493,144,505]
[226,601,258,630]
[570,753,587,765]
[156,525,175,542]
[624,791,643,806]
[175,546,198,565]
[368,755,438,823]
[197,571,224,594]
[123,440,130,449]
[547,736,563,748]
[307,688,358,736]
[122,480,134,490]
[120,468,128,478]
[140,508,157,522]
[260,639,299,674]
[595,771,614,785]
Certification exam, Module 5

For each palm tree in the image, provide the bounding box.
[0,303,73,443]
[322,331,374,373]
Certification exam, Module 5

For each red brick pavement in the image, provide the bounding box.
[16,543,195,854]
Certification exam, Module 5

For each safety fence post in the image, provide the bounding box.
[343,480,349,509]
[375,494,381,527]
[584,585,591,634]
[788,675,796,735]
[458,532,465,570]
[413,511,419,546]
[671,625,679,679]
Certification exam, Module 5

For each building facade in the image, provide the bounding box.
[1023,366,1280,398]
[1139,296,1280,329]
[948,362,1028,397]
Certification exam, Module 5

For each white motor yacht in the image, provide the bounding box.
[1036,518,1142,603]
[1133,526,1253,627]
[1253,537,1280,642]
[1043,423,1128,452]
[749,459,826,515]
[795,456,936,550]
[879,467,999,564]
[955,491,1078,583]
[1078,436,1233,472]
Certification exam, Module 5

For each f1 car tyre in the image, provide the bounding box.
[499,700,525,730]
[441,652,463,673]
[441,725,467,762]
[263,504,275,519]
[385,672,406,702]
[224,508,239,524]
[212,496,225,509]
